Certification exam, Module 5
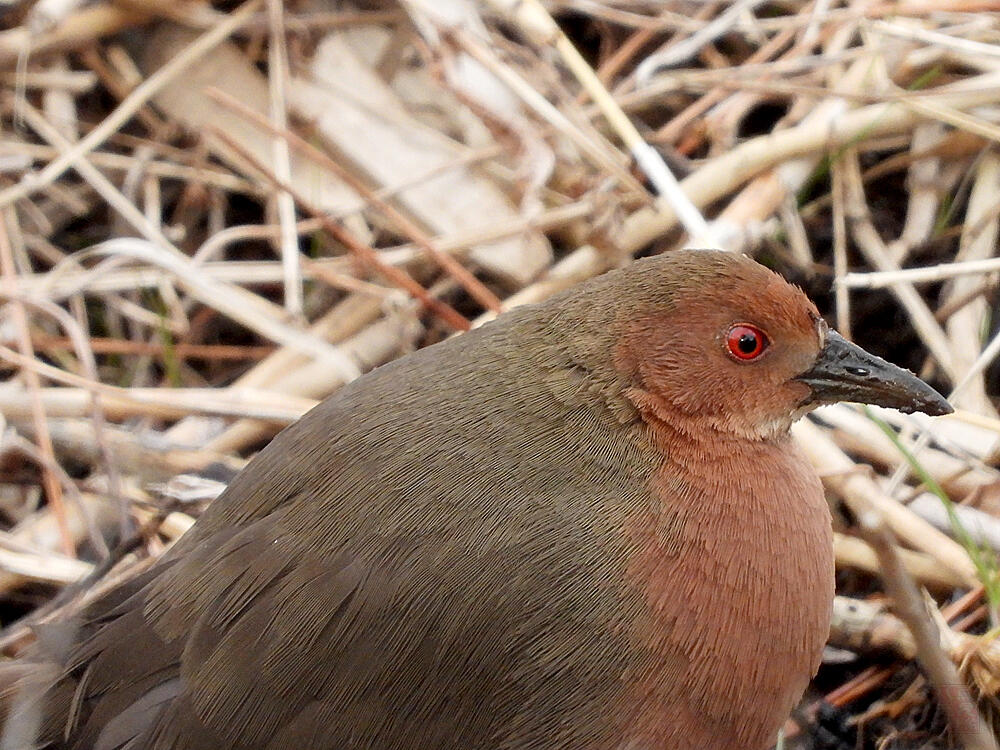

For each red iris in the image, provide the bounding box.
[726,324,768,361]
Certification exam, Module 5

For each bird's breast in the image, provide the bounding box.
[619,438,834,750]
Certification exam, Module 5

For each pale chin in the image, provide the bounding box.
[713,411,803,442]
[751,414,800,442]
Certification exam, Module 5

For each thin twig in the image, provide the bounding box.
[485,0,712,244]
[209,127,471,331]
[0,0,265,209]
[207,87,504,313]
[266,0,302,316]
[0,211,74,557]
[855,506,999,750]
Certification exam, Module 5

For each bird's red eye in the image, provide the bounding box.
[726,324,768,361]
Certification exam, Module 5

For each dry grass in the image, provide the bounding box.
[2,1,1000,747]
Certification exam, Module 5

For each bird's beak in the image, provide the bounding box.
[795,331,952,416]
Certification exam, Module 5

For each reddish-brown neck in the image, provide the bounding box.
[624,386,788,467]
[618,387,835,750]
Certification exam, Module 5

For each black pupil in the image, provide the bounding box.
[737,333,758,354]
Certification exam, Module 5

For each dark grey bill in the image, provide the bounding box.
[795,331,952,416]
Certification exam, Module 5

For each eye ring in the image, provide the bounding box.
[726,323,769,362]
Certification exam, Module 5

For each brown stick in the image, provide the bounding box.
[207,88,503,314]
[0,213,75,557]
[855,508,998,750]
[209,128,471,331]
[18,334,275,361]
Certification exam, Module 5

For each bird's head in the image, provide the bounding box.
[608,251,951,442]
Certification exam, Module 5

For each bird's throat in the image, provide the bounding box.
[619,402,835,750]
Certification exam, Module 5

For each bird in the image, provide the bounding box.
[1,249,951,750]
